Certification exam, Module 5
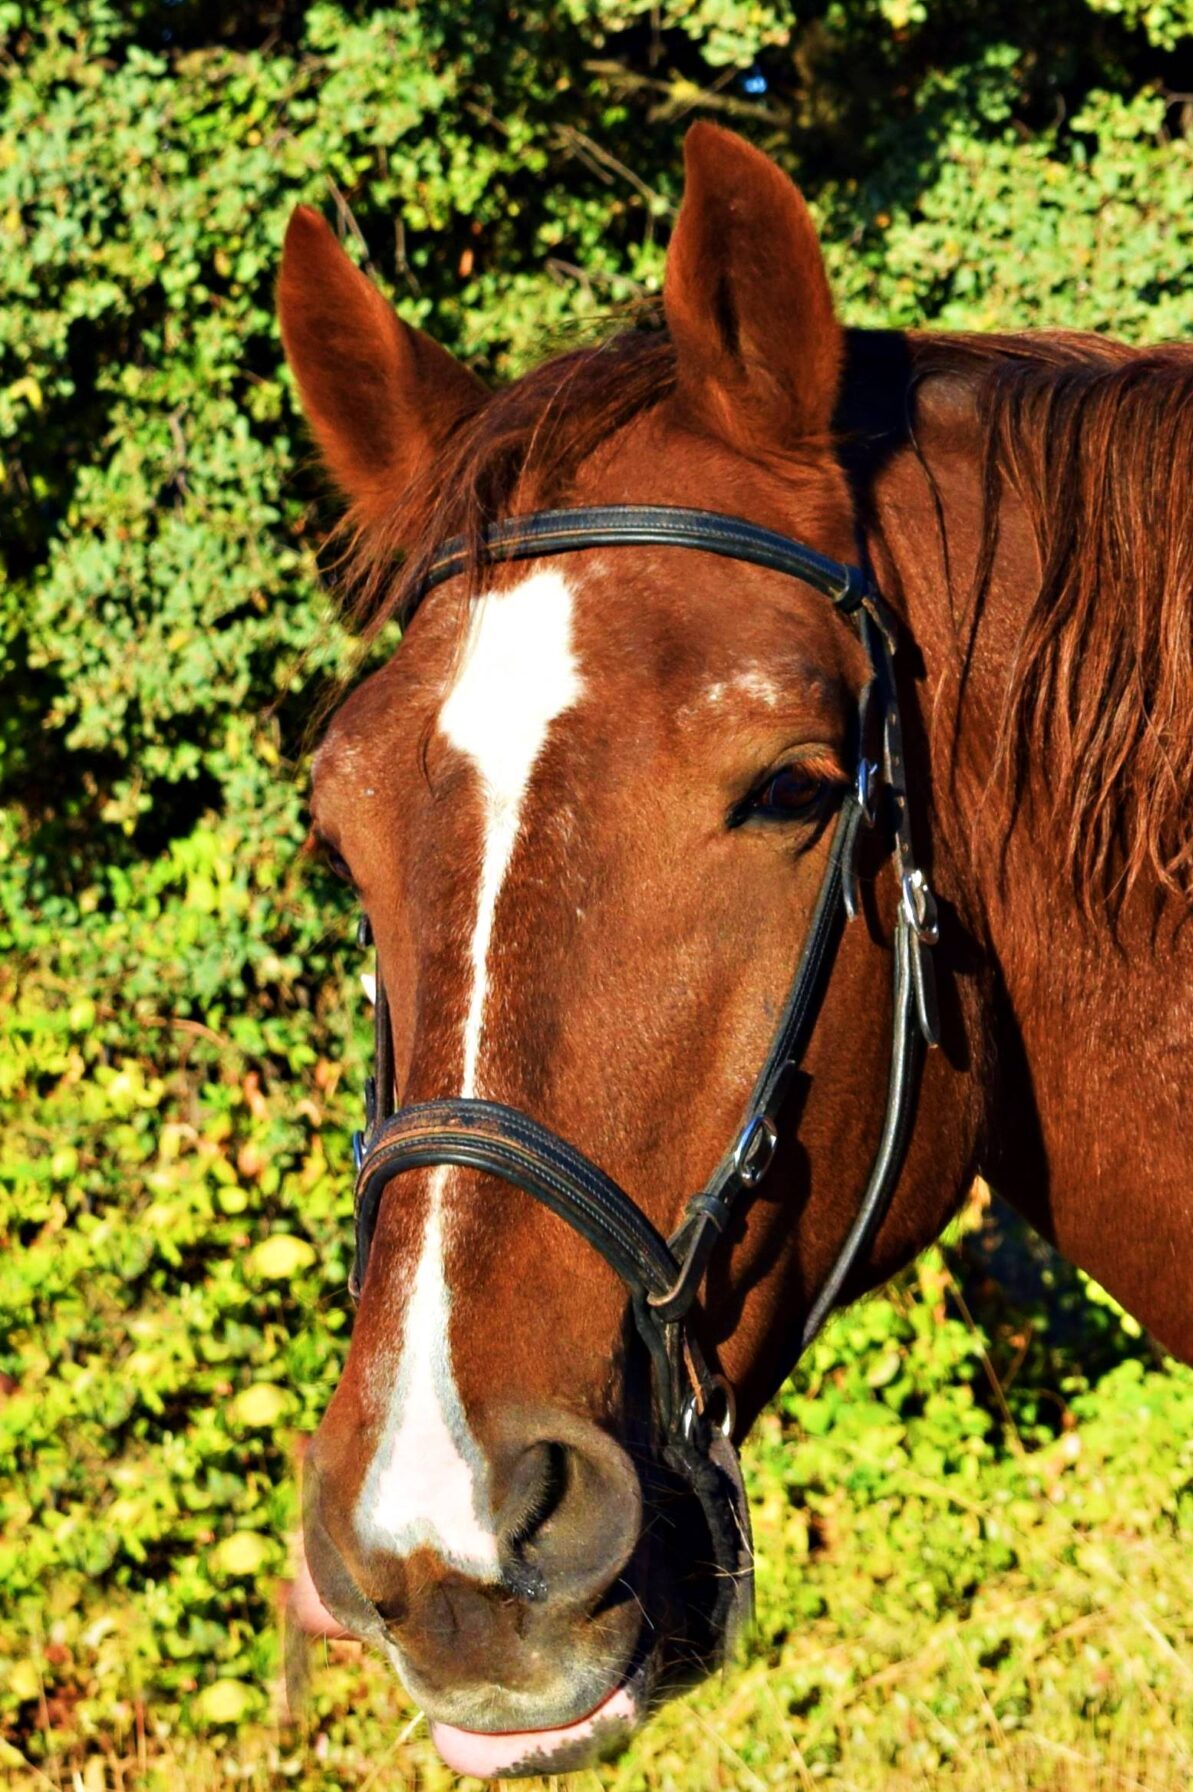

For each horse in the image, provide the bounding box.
[277,121,1193,1777]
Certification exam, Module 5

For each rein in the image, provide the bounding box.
[346,505,940,1640]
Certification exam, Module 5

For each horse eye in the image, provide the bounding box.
[322,841,353,882]
[747,764,828,822]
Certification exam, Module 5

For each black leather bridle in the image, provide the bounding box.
[346,505,940,1645]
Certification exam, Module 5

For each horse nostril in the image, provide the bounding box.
[497,1440,573,1612]
[504,1555,549,1603]
[496,1420,641,1610]
[507,1441,570,1547]
[374,1592,409,1627]
[500,1439,568,1600]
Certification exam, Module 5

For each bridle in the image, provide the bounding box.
[345,504,940,1645]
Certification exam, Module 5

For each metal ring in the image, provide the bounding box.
[733,1113,778,1189]
[680,1375,736,1446]
[900,869,940,945]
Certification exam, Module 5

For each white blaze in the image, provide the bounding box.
[356,569,583,1575]
[355,1184,499,1572]
[440,571,584,1094]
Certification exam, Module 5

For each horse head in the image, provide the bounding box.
[277,123,985,1774]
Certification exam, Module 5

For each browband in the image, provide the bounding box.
[413,504,885,623]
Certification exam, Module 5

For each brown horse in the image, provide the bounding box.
[278,122,1193,1776]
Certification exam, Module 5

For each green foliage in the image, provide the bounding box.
[0,0,1190,1784]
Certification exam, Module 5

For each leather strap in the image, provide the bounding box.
[798,911,923,1348]
[648,795,859,1324]
[415,505,884,621]
[860,606,941,1048]
[354,1097,680,1304]
[351,792,862,1317]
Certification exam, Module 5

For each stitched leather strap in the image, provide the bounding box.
[417,505,881,617]
[798,913,924,1349]
[353,1098,681,1304]
[351,801,860,1326]
[649,795,859,1323]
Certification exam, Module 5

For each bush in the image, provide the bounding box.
[1,0,1190,1780]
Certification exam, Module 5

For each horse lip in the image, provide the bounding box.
[428,1667,646,1777]
[440,1678,628,1738]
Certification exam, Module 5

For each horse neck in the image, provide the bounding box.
[855,340,1193,1363]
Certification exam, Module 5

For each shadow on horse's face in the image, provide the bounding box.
[279,123,972,1774]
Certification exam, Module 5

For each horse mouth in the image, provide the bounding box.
[429,1673,645,1777]
[290,1428,753,1770]
[290,1535,744,1777]
[425,1462,755,1779]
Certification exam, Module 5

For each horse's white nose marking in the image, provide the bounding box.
[356,569,583,1577]
[355,1180,500,1574]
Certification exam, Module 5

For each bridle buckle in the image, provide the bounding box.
[681,1374,736,1446]
[900,868,939,944]
[732,1113,778,1188]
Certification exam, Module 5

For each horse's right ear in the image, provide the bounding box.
[664,124,841,451]
[278,207,485,524]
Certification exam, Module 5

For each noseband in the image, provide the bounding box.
[346,505,940,1641]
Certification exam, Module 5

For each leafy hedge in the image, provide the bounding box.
[1,0,1191,1780]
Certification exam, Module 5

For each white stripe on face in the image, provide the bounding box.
[441,570,585,1096]
[355,1180,500,1573]
[356,569,583,1576]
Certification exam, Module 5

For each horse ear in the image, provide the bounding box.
[664,123,842,449]
[278,206,485,523]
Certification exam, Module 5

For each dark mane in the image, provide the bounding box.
[345,319,1193,913]
[915,331,1193,911]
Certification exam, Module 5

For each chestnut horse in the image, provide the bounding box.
[278,123,1193,1776]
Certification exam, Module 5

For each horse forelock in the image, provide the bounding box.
[341,327,680,640]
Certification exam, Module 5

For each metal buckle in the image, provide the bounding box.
[733,1113,778,1188]
[681,1374,736,1446]
[900,869,940,945]
[352,1129,366,1172]
[855,758,879,827]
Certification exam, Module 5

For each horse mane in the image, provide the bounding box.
[343,318,1193,915]
[915,332,1193,913]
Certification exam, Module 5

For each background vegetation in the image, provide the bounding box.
[1,1,1191,1786]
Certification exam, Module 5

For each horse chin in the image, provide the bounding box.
[423,1553,751,1782]
[427,1661,649,1778]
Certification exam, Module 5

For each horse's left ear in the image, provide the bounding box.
[278,205,485,525]
[664,123,842,450]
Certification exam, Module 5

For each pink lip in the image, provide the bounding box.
[430,1684,638,1777]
